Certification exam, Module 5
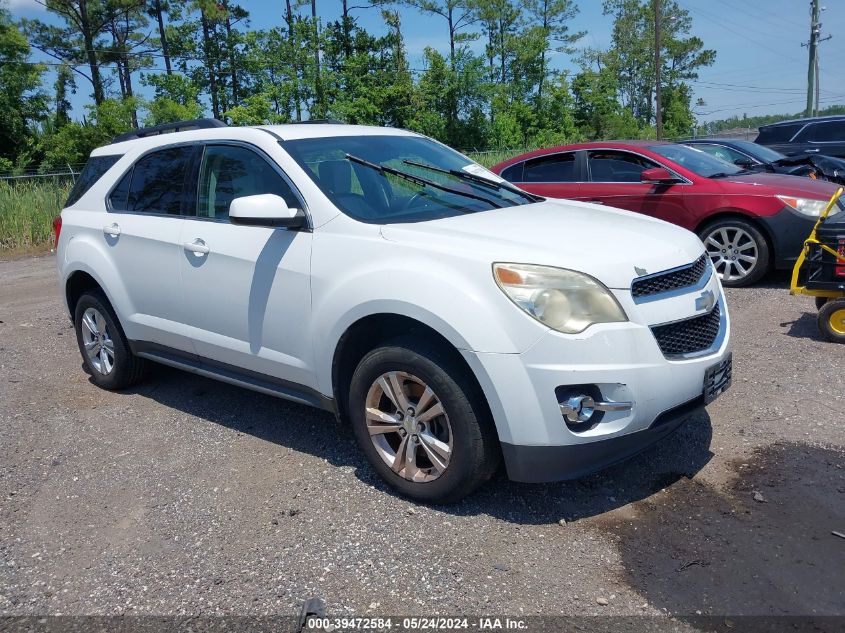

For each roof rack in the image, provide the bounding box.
[299,118,345,125]
[111,118,227,143]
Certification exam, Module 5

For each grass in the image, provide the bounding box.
[465,149,527,168]
[0,179,71,255]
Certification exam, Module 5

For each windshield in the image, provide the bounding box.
[729,139,786,162]
[648,143,743,178]
[283,135,537,223]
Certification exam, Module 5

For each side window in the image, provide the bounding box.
[587,150,657,183]
[127,146,193,215]
[66,155,121,206]
[196,145,297,220]
[756,123,803,144]
[108,170,132,212]
[500,162,524,182]
[809,121,845,143]
[521,153,577,183]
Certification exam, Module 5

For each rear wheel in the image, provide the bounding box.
[699,218,770,287]
[74,290,147,389]
[818,299,845,344]
[348,339,499,503]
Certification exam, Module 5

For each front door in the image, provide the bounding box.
[578,149,690,227]
[178,143,315,388]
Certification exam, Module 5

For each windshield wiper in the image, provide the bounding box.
[402,159,540,202]
[345,154,505,209]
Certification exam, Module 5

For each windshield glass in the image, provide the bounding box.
[729,139,786,162]
[283,135,536,223]
[648,143,743,178]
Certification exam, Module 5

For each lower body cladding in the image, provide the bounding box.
[464,297,732,484]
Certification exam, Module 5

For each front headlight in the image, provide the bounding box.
[776,194,840,217]
[493,263,628,334]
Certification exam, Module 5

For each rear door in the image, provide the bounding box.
[500,151,582,199]
[104,144,195,351]
[177,142,315,388]
[803,120,845,159]
[579,149,690,226]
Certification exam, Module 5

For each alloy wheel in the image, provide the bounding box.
[364,371,453,482]
[704,226,758,282]
[80,307,115,375]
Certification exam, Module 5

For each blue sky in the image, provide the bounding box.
[7,0,844,124]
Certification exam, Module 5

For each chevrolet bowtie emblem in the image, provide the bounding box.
[695,289,716,312]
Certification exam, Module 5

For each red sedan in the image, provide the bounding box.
[491,141,842,286]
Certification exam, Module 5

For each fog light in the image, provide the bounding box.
[559,394,633,424]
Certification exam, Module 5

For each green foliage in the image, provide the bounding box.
[0,8,47,170]
[142,73,203,124]
[0,179,71,252]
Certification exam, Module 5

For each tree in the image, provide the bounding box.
[523,0,582,102]
[147,0,173,74]
[25,0,115,105]
[0,8,47,169]
[53,62,76,127]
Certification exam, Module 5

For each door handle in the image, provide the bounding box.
[183,238,210,255]
[103,223,121,237]
[805,149,820,153]
[588,200,605,205]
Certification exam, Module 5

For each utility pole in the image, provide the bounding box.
[654,0,662,139]
[805,0,820,117]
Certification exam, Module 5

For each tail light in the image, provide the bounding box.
[52,215,62,247]
[836,238,845,277]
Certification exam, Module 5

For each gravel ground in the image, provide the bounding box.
[0,254,843,620]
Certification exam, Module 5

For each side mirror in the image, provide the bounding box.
[640,167,680,185]
[229,194,306,229]
[733,158,754,168]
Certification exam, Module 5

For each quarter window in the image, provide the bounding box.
[196,145,296,220]
[587,150,657,183]
[124,146,193,215]
[66,155,121,206]
[520,153,577,182]
[756,123,803,144]
[809,121,845,143]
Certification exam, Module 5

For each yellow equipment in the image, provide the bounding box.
[790,187,845,343]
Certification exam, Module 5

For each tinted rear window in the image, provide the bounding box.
[521,153,577,182]
[756,123,804,144]
[126,146,193,215]
[65,155,121,206]
[809,121,845,142]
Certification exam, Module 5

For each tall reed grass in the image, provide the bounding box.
[0,179,71,253]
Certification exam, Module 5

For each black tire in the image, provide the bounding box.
[817,299,845,344]
[74,289,147,389]
[348,338,499,504]
[698,218,771,287]
[815,296,829,310]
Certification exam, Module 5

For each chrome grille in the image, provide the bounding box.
[632,254,708,299]
[651,304,721,357]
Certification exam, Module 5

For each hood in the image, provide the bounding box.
[718,171,841,198]
[380,199,704,289]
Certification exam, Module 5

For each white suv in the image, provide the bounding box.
[54,120,732,503]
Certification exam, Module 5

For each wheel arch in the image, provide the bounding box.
[330,313,502,443]
[694,210,775,254]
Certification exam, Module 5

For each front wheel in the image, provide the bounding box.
[699,218,770,287]
[818,299,845,343]
[348,339,499,503]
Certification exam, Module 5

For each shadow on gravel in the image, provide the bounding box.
[129,364,716,525]
[127,365,712,524]
[782,311,826,342]
[593,442,845,617]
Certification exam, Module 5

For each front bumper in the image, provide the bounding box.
[462,268,731,483]
[501,396,704,482]
[757,207,820,269]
